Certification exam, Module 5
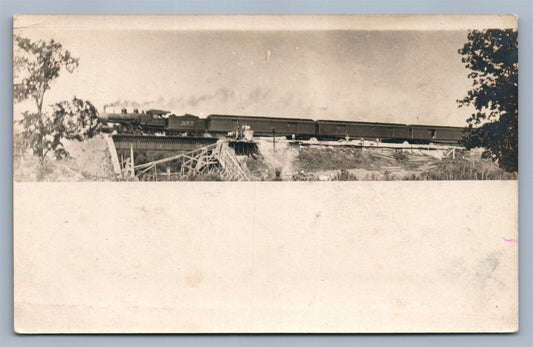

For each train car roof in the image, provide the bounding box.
[207,114,315,122]
[316,119,408,127]
[168,113,199,118]
[407,124,467,130]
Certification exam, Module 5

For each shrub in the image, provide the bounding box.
[331,169,357,181]
[392,150,409,162]
[419,158,514,180]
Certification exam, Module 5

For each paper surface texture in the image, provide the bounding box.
[13,15,519,333]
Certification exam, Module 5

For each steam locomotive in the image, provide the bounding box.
[99,108,466,144]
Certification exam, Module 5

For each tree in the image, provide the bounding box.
[14,35,79,115]
[458,29,518,172]
[17,98,100,163]
[14,35,80,164]
[52,98,101,141]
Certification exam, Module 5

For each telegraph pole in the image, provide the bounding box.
[272,128,276,152]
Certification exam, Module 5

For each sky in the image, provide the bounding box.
[13,15,517,127]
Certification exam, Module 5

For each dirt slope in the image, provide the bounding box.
[251,139,512,181]
[14,134,116,182]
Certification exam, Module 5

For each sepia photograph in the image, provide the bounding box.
[13,15,519,334]
[13,15,517,182]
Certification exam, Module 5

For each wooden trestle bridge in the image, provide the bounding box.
[106,135,250,181]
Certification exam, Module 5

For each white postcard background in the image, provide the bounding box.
[14,181,518,333]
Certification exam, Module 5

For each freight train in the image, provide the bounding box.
[99,108,466,144]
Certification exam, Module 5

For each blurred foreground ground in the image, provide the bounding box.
[14,135,516,181]
[14,135,115,181]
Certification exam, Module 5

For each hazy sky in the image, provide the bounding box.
[14,16,497,126]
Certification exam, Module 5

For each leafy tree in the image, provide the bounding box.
[17,98,100,163]
[17,110,68,161]
[458,29,518,172]
[52,98,101,141]
[14,35,79,115]
[14,35,81,164]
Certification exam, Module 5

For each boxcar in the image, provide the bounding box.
[316,120,410,141]
[409,125,466,144]
[167,114,207,134]
[207,114,316,138]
